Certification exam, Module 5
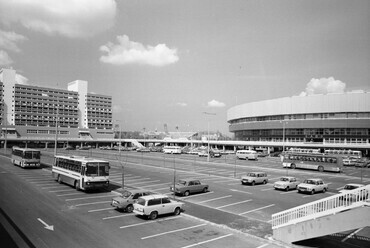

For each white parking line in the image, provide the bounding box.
[49,189,75,193]
[88,207,115,213]
[41,185,66,189]
[57,192,84,197]
[28,179,53,182]
[128,180,161,186]
[65,194,116,201]
[141,223,207,240]
[260,188,274,191]
[181,191,215,199]
[230,189,252,194]
[280,190,297,195]
[103,213,135,220]
[74,201,111,207]
[216,199,252,209]
[119,216,181,229]
[34,183,59,186]
[239,204,275,215]
[197,195,232,204]
[180,233,233,248]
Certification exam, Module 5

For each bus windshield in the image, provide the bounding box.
[86,162,109,176]
[24,151,40,159]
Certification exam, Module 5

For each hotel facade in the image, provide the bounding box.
[0,68,114,148]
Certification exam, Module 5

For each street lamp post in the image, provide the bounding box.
[54,102,59,157]
[203,112,216,162]
[281,120,288,175]
[116,120,124,189]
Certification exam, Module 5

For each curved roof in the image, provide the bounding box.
[227,92,370,121]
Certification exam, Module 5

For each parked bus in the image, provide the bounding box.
[163,146,182,154]
[11,147,41,168]
[52,155,110,191]
[287,148,321,154]
[282,153,342,172]
[324,149,362,158]
[236,150,258,160]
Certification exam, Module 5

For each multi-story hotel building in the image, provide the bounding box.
[227,92,370,154]
[0,68,113,148]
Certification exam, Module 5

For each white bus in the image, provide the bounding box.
[236,150,258,160]
[52,155,110,191]
[11,147,41,168]
[324,149,362,158]
[163,146,182,154]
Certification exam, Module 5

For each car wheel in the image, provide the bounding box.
[74,180,80,191]
[251,181,255,186]
[174,207,181,216]
[291,163,296,169]
[318,166,324,172]
[311,189,315,195]
[263,180,267,184]
[126,204,134,213]
[149,211,158,220]
[323,188,327,193]
[285,186,289,192]
[184,191,190,197]
[203,187,208,193]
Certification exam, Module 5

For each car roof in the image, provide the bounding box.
[137,194,168,200]
[345,183,365,187]
[304,178,322,181]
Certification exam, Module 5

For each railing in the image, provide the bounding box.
[272,185,370,229]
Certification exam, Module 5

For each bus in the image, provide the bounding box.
[11,147,41,168]
[324,149,362,159]
[282,153,342,172]
[236,150,258,160]
[163,146,182,154]
[52,155,110,191]
[287,148,321,154]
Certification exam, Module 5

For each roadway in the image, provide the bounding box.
[1,149,370,248]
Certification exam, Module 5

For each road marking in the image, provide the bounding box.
[141,223,207,240]
[216,199,252,209]
[49,189,75,193]
[57,192,84,197]
[28,179,53,182]
[280,190,297,195]
[256,243,269,248]
[341,227,364,242]
[197,195,232,204]
[103,213,135,220]
[261,188,274,191]
[65,194,116,201]
[35,183,58,186]
[119,216,181,229]
[239,204,275,215]
[181,191,214,199]
[74,201,111,207]
[128,180,161,185]
[230,189,252,194]
[42,186,67,189]
[88,207,115,213]
[180,233,233,248]
[140,182,171,188]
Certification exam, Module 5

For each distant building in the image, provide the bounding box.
[227,92,370,151]
[0,68,113,147]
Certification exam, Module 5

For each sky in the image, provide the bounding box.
[0,0,369,135]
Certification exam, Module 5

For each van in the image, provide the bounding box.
[236,150,258,160]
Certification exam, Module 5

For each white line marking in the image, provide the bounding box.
[119,216,181,229]
[239,204,275,215]
[216,199,252,209]
[74,201,111,207]
[197,195,232,204]
[141,224,207,240]
[341,227,364,242]
[65,194,116,201]
[57,193,84,197]
[103,213,135,220]
[49,189,75,193]
[230,189,252,194]
[261,188,274,191]
[88,207,114,213]
[181,191,214,199]
[180,234,233,248]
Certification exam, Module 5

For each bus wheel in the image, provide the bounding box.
[57,175,62,184]
[291,163,296,169]
[74,181,80,191]
[318,166,324,172]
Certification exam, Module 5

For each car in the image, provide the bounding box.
[210,149,222,158]
[136,147,151,152]
[354,158,370,168]
[241,172,268,186]
[64,145,75,150]
[273,176,300,191]
[111,189,152,212]
[170,179,209,196]
[198,150,208,157]
[133,194,184,220]
[339,183,367,201]
[297,178,328,194]
[343,156,359,166]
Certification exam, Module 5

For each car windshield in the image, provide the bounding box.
[86,162,109,176]
[177,180,186,185]
[136,198,146,206]
[303,180,315,184]
[121,191,132,198]
[344,185,360,190]
[247,173,256,177]
[24,151,40,159]
[280,177,289,181]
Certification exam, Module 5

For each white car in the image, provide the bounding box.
[274,176,299,191]
[133,194,184,220]
[339,183,367,201]
[297,178,328,194]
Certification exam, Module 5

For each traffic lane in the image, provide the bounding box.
[0,161,121,248]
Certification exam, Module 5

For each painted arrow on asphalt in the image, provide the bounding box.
[37,218,54,231]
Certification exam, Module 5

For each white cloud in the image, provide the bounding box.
[0,50,13,65]
[299,77,346,96]
[0,0,117,38]
[0,30,27,52]
[100,35,179,66]
[15,73,29,85]
[207,99,225,108]
[176,102,187,107]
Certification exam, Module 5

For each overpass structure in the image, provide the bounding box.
[271,185,370,244]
